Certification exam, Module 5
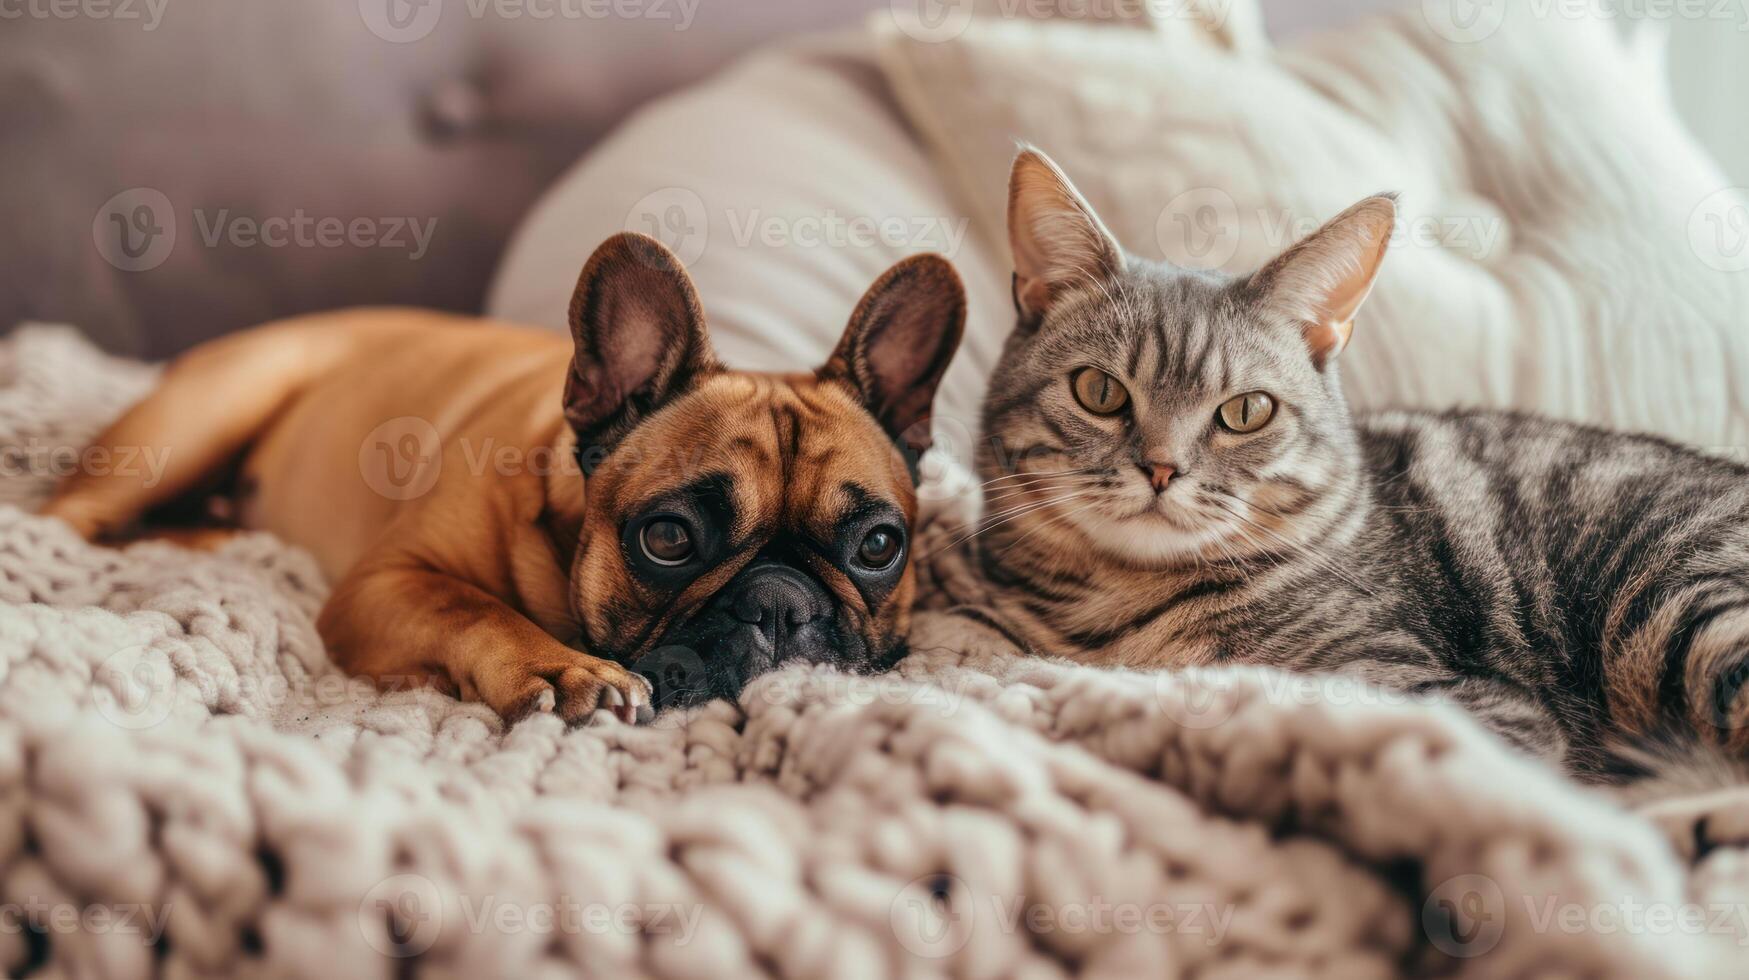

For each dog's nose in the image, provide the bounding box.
[1140,461,1176,493]
[731,567,827,643]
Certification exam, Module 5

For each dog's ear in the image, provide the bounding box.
[565,233,718,462]
[822,254,966,459]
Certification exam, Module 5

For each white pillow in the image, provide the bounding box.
[875,2,1749,452]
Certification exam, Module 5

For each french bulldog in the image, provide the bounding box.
[44,233,967,723]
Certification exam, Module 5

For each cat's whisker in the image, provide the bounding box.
[993,499,1104,555]
[979,468,1100,490]
[982,477,1103,505]
[962,486,1099,526]
[931,490,1096,554]
[1206,496,1376,598]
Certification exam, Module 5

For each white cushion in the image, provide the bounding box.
[875,2,1749,451]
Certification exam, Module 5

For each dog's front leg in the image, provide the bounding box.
[318,560,650,724]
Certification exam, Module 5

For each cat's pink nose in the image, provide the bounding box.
[1143,462,1176,493]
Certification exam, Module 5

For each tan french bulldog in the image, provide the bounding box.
[44,233,966,724]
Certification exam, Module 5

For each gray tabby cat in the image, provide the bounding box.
[962,148,1749,784]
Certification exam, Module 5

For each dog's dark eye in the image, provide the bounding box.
[857,526,902,570]
[639,518,694,566]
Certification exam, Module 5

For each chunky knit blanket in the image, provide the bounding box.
[2,324,1747,979]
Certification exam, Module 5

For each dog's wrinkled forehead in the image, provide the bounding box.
[591,373,916,531]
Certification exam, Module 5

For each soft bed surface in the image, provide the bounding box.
[2,325,1747,978]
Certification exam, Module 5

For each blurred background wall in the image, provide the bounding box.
[3,0,1742,358]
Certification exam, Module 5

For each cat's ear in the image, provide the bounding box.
[1248,194,1397,370]
[564,232,719,458]
[1007,147,1125,327]
[822,253,967,457]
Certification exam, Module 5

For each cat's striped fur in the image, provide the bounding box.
[969,150,1749,781]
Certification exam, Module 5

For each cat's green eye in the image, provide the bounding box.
[1217,392,1276,434]
[1071,368,1130,416]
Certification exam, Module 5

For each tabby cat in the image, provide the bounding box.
[961,148,1749,783]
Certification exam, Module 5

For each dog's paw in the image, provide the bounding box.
[489,655,653,726]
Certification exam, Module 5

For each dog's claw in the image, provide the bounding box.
[535,688,556,713]
[600,685,638,724]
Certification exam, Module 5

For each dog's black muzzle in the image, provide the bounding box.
[635,559,872,709]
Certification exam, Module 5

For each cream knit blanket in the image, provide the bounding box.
[1,324,1746,979]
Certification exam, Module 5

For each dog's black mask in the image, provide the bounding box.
[634,552,897,709]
